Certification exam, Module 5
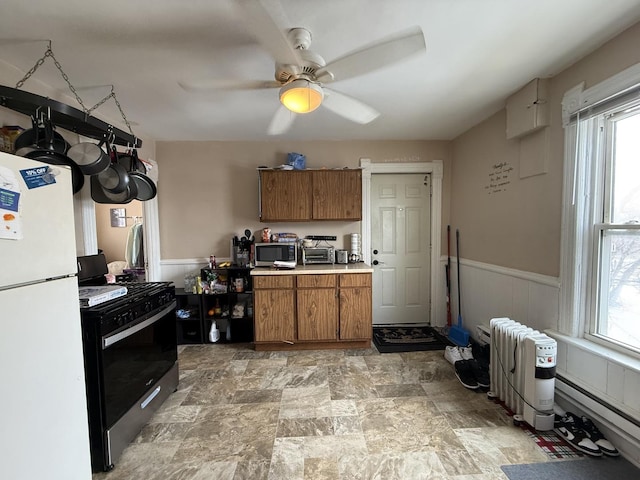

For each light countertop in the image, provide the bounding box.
[251,263,373,275]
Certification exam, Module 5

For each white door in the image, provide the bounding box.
[371,173,431,325]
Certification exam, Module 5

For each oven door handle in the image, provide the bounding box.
[102,300,177,349]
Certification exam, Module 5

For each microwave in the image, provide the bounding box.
[254,242,297,267]
[302,246,335,265]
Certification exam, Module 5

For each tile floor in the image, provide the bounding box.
[93,343,550,480]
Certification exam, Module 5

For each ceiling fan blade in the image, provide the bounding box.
[267,106,296,135]
[178,79,280,92]
[321,88,380,125]
[316,26,425,83]
[235,0,302,67]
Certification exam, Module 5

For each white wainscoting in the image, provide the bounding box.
[548,331,640,466]
[437,256,560,337]
[159,258,233,287]
[439,256,639,465]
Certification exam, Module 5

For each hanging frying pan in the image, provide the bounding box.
[90,172,138,204]
[67,136,111,176]
[18,117,84,194]
[127,149,156,201]
[14,115,68,155]
[97,146,130,193]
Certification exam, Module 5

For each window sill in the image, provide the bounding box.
[546,329,640,372]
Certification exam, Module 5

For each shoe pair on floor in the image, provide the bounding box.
[554,412,620,457]
[444,345,490,390]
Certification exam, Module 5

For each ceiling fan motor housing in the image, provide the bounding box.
[275,28,326,84]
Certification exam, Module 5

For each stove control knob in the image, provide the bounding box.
[144,301,152,312]
[116,315,125,327]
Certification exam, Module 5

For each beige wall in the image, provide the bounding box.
[451,21,640,277]
[156,140,451,259]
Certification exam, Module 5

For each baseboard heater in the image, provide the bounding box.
[488,318,557,431]
[555,374,640,445]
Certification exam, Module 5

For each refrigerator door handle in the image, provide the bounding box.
[102,300,176,349]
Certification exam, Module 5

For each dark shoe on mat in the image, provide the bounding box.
[468,359,490,388]
[554,413,602,456]
[580,415,620,456]
[454,359,478,389]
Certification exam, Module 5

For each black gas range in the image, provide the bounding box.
[81,281,175,336]
[77,254,179,472]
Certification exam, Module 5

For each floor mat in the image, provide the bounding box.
[372,326,452,353]
[493,398,582,460]
[520,422,583,460]
[501,457,639,480]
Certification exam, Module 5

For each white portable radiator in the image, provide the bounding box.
[489,318,557,431]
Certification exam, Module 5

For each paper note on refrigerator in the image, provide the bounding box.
[0,165,23,240]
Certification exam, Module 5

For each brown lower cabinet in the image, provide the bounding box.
[253,272,372,350]
[253,276,295,343]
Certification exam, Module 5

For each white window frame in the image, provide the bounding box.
[561,62,640,357]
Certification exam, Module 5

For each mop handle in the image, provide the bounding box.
[456,229,461,317]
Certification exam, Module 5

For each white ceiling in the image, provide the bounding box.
[1,0,639,142]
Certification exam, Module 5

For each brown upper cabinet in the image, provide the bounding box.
[259,169,362,222]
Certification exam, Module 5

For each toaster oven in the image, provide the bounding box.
[301,247,335,265]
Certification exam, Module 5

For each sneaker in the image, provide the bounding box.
[454,359,479,389]
[580,416,620,456]
[554,413,602,456]
[459,346,474,360]
[444,346,463,365]
[468,359,490,388]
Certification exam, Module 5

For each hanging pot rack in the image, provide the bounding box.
[0,85,141,147]
[0,41,141,147]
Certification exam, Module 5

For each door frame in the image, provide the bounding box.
[80,193,161,281]
[360,158,443,327]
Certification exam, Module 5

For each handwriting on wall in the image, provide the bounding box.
[485,162,513,194]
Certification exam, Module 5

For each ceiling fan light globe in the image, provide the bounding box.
[279,79,323,114]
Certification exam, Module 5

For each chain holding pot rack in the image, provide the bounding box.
[0,40,141,148]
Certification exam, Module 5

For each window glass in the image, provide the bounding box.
[595,110,640,352]
[611,113,640,224]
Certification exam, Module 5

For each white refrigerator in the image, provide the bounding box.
[0,152,92,480]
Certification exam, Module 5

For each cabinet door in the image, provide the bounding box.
[297,288,338,341]
[260,170,312,221]
[339,274,372,340]
[254,289,295,342]
[312,170,362,220]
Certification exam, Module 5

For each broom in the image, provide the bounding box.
[448,228,470,346]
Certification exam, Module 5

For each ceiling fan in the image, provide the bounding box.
[179,0,426,135]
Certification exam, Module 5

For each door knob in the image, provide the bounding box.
[373,260,378,265]
[373,249,378,255]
